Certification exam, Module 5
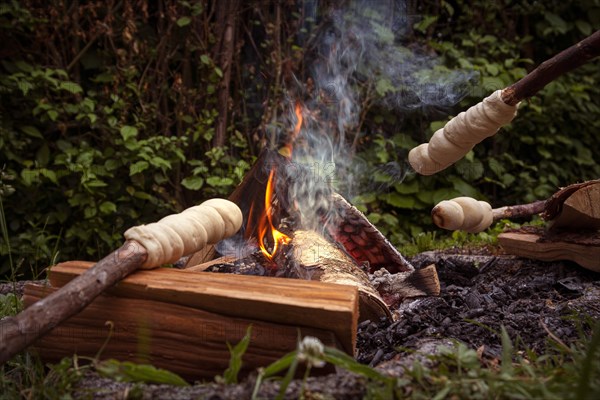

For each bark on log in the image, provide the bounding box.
[501,30,600,105]
[543,179,600,222]
[0,241,147,365]
[370,264,440,308]
[326,193,415,273]
[491,200,547,221]
[548,182,600,231]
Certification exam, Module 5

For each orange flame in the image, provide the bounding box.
[257,168,291,260]
[279,102,303,158]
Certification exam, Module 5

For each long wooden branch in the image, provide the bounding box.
[502,30,600,105]
[0,241,147,364]
[409,30,600,175]
[1,199,243,365]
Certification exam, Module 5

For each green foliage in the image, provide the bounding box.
[0,1,253,278]
[221,325,253,385]
[95,359,189,387]
[1,0,598,272]
[0,355,85,399]
[249,322,600,400]
[352,0,600,246]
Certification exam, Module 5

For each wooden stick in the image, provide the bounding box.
[0,240,147,364]
[409,30,600,176]
[502,30,600,105]
[491,200,547,221]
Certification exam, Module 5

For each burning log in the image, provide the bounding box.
[409,30,600,175]
[286,229,392,322]
[326,193,414,273]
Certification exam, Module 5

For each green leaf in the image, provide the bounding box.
[149,156,171,170]
[20,125,43,138]
[206,176,233,187]
[99,201,117,214]
[176,16,191,27]
[120,125,138,141]
[383,193,415,209]
[222,325,252,384]
[375,77,394,96]
[96,359,189,386]
[544,12,568,34]
[59,81,83,94]
[47,109,59,121]
[414,15,438,34]
[200,54,211,65]
[39,168,58,184]
[575,20,592,36]
[181,176,204,190]
[130,161,149,175]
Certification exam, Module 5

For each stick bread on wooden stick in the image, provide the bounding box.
[432,197,546,233]
[409,30,600,175]
[0,199,242,365]
[409,90,519,175]
[125,199,242,268]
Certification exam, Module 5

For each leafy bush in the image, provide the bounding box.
[1,1,598,277]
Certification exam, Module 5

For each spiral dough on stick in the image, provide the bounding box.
[432,197,493,233]
[409,90,519,175]
[124,199,243,268]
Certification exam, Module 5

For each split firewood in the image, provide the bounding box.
[409,30,600,175]
[0,199,243,365]
[325,193,415,273]
[543,180,600,230]
[370,265,440,308]
[497,180,600,271]
[498,229,600,272]
[288,229,392,323]
[432,197,546,233]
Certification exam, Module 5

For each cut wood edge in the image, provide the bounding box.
[46,261,359,354]
[498,232,600,272]
[548,182,600,231]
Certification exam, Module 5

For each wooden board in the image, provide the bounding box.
[24,284,338,380]
[498,232,600,272]
[45,261,358,354]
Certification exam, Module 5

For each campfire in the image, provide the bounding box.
[185,100,440,323]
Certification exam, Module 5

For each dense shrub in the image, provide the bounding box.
[1,0,599,278]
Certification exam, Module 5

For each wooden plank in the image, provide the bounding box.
[498,232,600,272]
[24,284,338,380]
[46,261,358,354]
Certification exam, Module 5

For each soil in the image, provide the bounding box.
[3,248,600,399]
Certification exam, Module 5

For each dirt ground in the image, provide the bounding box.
[3,248,600,399]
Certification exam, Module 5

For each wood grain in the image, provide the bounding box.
[24,283,339,380]
[498,232,600,272]
[46,261,358,354]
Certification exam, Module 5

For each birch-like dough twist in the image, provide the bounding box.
[409,90,519,175]
[432,197,493,233]
[124,199,242,268]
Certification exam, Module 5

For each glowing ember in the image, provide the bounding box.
[279,101,303,158]
[257,168,291,261]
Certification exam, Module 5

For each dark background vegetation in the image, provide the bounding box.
[1,0,599,279]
